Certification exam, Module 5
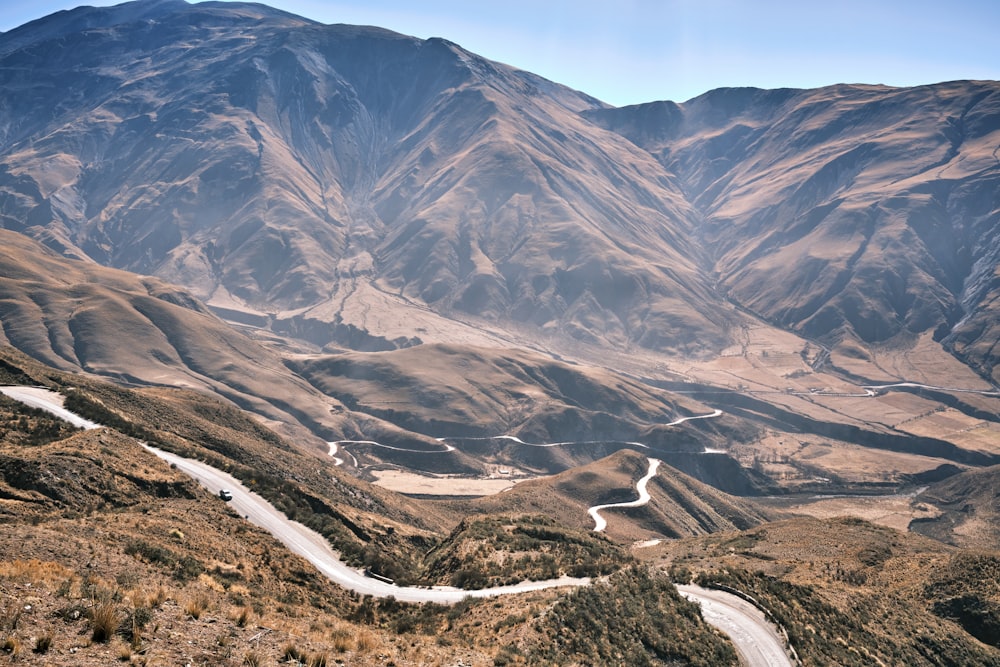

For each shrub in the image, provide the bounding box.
[184,592,210,620]
[234,606,251,628]
[282,643,306,662]
[242,651,265,666]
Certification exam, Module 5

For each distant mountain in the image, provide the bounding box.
[2,0,997,378]
[587,83,1000,381]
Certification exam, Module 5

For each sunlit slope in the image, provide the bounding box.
[0,230,341,440]
[0,0,737,357]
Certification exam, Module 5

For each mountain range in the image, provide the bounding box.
[1,0,995,379]
[0,2,999,664]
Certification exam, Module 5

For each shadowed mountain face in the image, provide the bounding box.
[586,84,1000,380]
[0,229,345,442]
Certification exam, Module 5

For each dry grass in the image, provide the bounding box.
[308,652,329,667]
[90,600,120,642]
[329,621,354,652]
[2,636,22,658]
[184,591,211,620]
[242,650,266,666]
[116,640,133,661]
[233,606,252,628]
[355,629,377,653]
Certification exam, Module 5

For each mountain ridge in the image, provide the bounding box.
[0,0,996,496]
[1,2,996,379]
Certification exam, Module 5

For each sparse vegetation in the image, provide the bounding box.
[422,514,629,588]
[520,565,738,666]
[668,518,1000,666]
[0,349,998,666]
[925,553,1000,647]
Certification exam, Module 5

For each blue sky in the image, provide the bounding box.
[2,0,998,106]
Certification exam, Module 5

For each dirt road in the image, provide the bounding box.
[678,584,794,667]
[4,384,800,663]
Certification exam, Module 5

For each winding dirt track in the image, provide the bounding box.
[588,457,660,532]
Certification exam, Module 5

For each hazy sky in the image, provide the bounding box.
[2,0,998,106]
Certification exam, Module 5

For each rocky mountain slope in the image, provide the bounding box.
[1,1,996,379]
[0,0,737,359]
[587,82,1000,380]
[0,0,996,495]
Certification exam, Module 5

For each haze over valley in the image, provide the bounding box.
[0,2,998,665]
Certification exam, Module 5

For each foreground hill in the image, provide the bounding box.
[3,364,996,664]
[654,516,1000,665]
[0,349,745,665]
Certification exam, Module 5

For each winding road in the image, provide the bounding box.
[863,381,1000,396]
[0,386,101,430]
[678,585,794,667]
[584,456,793,665]
[147,443,589,603]
[588,457,660,532]
[4,386,794,664]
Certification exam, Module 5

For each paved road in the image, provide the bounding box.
[678,585,794,667]
[4,384,800,663]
